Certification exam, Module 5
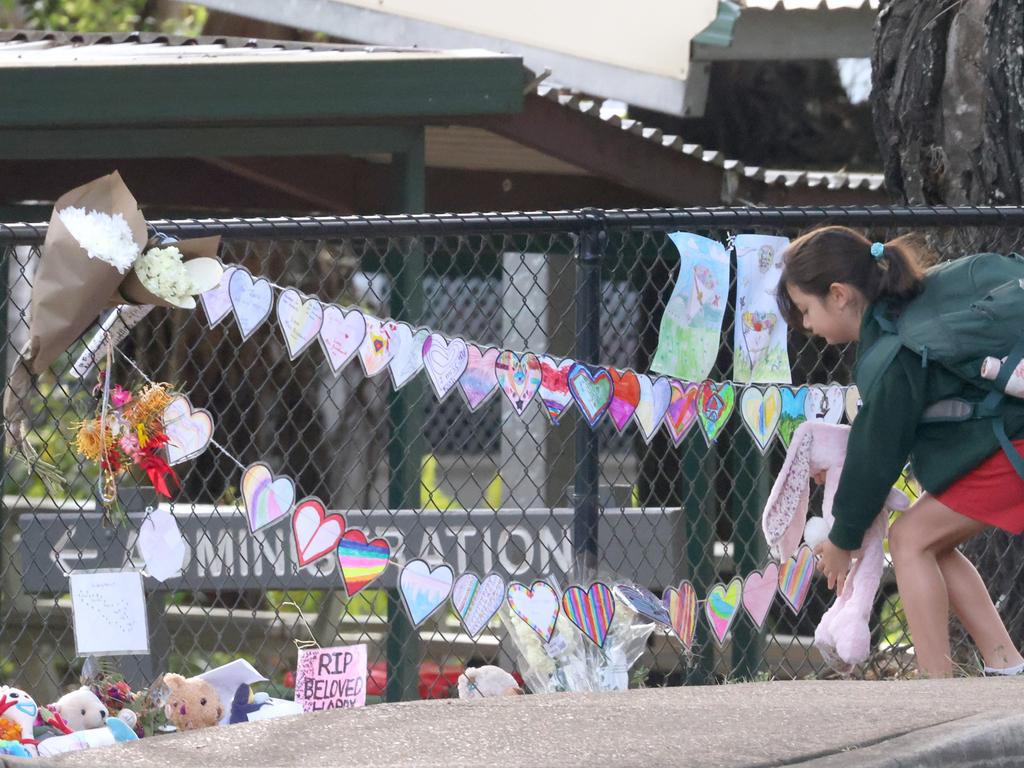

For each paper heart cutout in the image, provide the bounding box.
[779,386,809,447]
[662,581,698,648]
[742,562,780,629]
[506,580,560,642]
[399,559,455,628]
[199,265,237,327]
[388,323,430,390]
[615,583,673,627]
[537,355,575,425]
[567,363,613,427]
[634,374,673,443]
[241,462,296,533]
[163,395,214,466]
[337,529,391,596]
[804,384,844,425]
[458,345,501,412]
[136,507,187,582]
[451,572,506,638]
[229,267,274,340]
[276,288,324,360]
[422,334,469,401]
[845,385,862,423]
[697,380,736,445]
[740,385,782,453]
[318,305,366,375]
[496,351,543,416]
[292,497,346,568]
[778,544,815,614]
[704,577,743,646]
[359,316,396,377]
[608,369,641,432]
[664,379,699,446]
[562,583,616,648]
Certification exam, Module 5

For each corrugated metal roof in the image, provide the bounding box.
[740,0,879,9]
[532,86,885,193]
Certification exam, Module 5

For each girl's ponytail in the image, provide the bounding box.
[776,226,925,328]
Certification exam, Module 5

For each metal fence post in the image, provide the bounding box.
[386,132,426,702]
[573,209,605,575]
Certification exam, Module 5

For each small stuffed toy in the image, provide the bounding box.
[457,666,524,699]
[762,421,910,674]
[51,686,108,731]
[37,716,138,758]
[162,673,223,731]
[228,684,271,724]
[0,685,41,756]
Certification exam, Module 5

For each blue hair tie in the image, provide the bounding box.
[870,242,885,261]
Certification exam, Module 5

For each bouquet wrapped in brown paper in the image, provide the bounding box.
[4,171,224,492]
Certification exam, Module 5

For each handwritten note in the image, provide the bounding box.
[69,569,149,656]
[295,644,367,711]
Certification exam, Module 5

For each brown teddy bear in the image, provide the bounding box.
[162,674,223,731]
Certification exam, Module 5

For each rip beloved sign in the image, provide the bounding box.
[295,644,367,711]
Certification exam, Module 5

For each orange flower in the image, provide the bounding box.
[74,419,114,462]
[124,382,173,427]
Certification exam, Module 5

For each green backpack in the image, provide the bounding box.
[855,252,1024,479]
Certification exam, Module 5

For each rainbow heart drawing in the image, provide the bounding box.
[608,369,641,432]
[318,305,366,375]
[199,264,236,327]
[291,497,346,568]
[506,580,560,642]
[399,559,455,628]
[495,350,542,416]
[241,462,296,533]
[537,355,576,424]
[276,288,324,360]
[663,581,698,648]
[458,344,501,412]
[704,577,743,645]
[697,380,736,445]
[742,563,779,629]
[633,374,672,444]
[664,379,699,446]
[567,363,613,427]
[561,583,615,648]
[337,529,391,596]
[162,395,213,466]
[451,572,506,638]
[778,544,815,613]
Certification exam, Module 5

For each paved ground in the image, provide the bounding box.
[11,678,1024,768]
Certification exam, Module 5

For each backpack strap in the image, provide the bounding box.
[976,336,1024,481]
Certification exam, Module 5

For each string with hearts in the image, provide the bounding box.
[388,323,429,390]
[496,350,542,416]
[276,288,324,360]
[199,264,237,327]
[506,580,560,643]
[399,559,455,628]
[451,572,506,638]
[739,384,782,453]
[228,267,274,341]
[291,497,346,568]
[458,344,501,412]
[162,395,213,466]
[804,384,844,425]
[608,369,641,432]
[634,374,672,444]
[662,581,698,648]
[537,355,575,425]
[241,461,296,533]
[778,385,809,448]
[561,583,616,648]
[742,563,779,629]
[697,380,736,445]
[778,544,815,614]
[359,317,397,377]
[337,529,392,596]
[704,577,743,646]
[567,363,613,427]
[422,333,469,401]
[664,379,699,446]
[318,305,366,375]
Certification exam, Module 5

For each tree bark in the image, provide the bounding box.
[872,0,1024,659]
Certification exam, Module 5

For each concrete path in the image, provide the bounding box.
[13,678,1024,768]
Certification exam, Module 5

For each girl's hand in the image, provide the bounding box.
[813,539,852,595]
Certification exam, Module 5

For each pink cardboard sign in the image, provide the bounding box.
[295,644,367,711]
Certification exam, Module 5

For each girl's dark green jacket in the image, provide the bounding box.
[829,304,1024,550]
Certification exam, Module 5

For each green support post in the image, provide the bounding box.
[683,435,717,684]
[729,428,770,680]
[385,131,426,703]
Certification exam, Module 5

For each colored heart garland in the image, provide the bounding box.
[742,562,779,629]
[422,333,469,401]
[704,577,743,645]
[228,267,274,341]
[663,581,698,648]
[291,497,346,568]
[664,379,699,446]
[778,385,809,448]
[162,395,213,466]
[495,350,542,416]
[388,322,429,390]
[697,380,736,445]
[608,369,641,432]
[359,317,396,377]
[276,289,324,360]
[458,344,501,412]
[616,583,673,627]
[537,355,576,424]
[804,384,844,425]
[844,385,862,423]
[318,305,366,375]
[399,559,455,628]
[778,544,815,614]
[451,572,506,638]
[562,583,616,648]
[199,264,236,327]
[337,529,391,596]
[567,363,613,427]
[506,580,560,642]
[739,385,782,453]
[241,462,296,533]
[634,374,672,443]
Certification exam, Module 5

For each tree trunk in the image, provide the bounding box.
[872,0,1024,660]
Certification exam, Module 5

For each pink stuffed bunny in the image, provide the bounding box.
[762,421,910,673]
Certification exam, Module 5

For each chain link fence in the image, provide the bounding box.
[3,206,1024,706]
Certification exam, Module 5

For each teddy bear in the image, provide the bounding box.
[162,673,223,731]
[50,686,108,731]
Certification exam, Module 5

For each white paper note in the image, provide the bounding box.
[69,569,149,656]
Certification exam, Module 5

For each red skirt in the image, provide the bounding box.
[936,439,1024,534]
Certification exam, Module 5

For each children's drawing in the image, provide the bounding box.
[733,234,792,384]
